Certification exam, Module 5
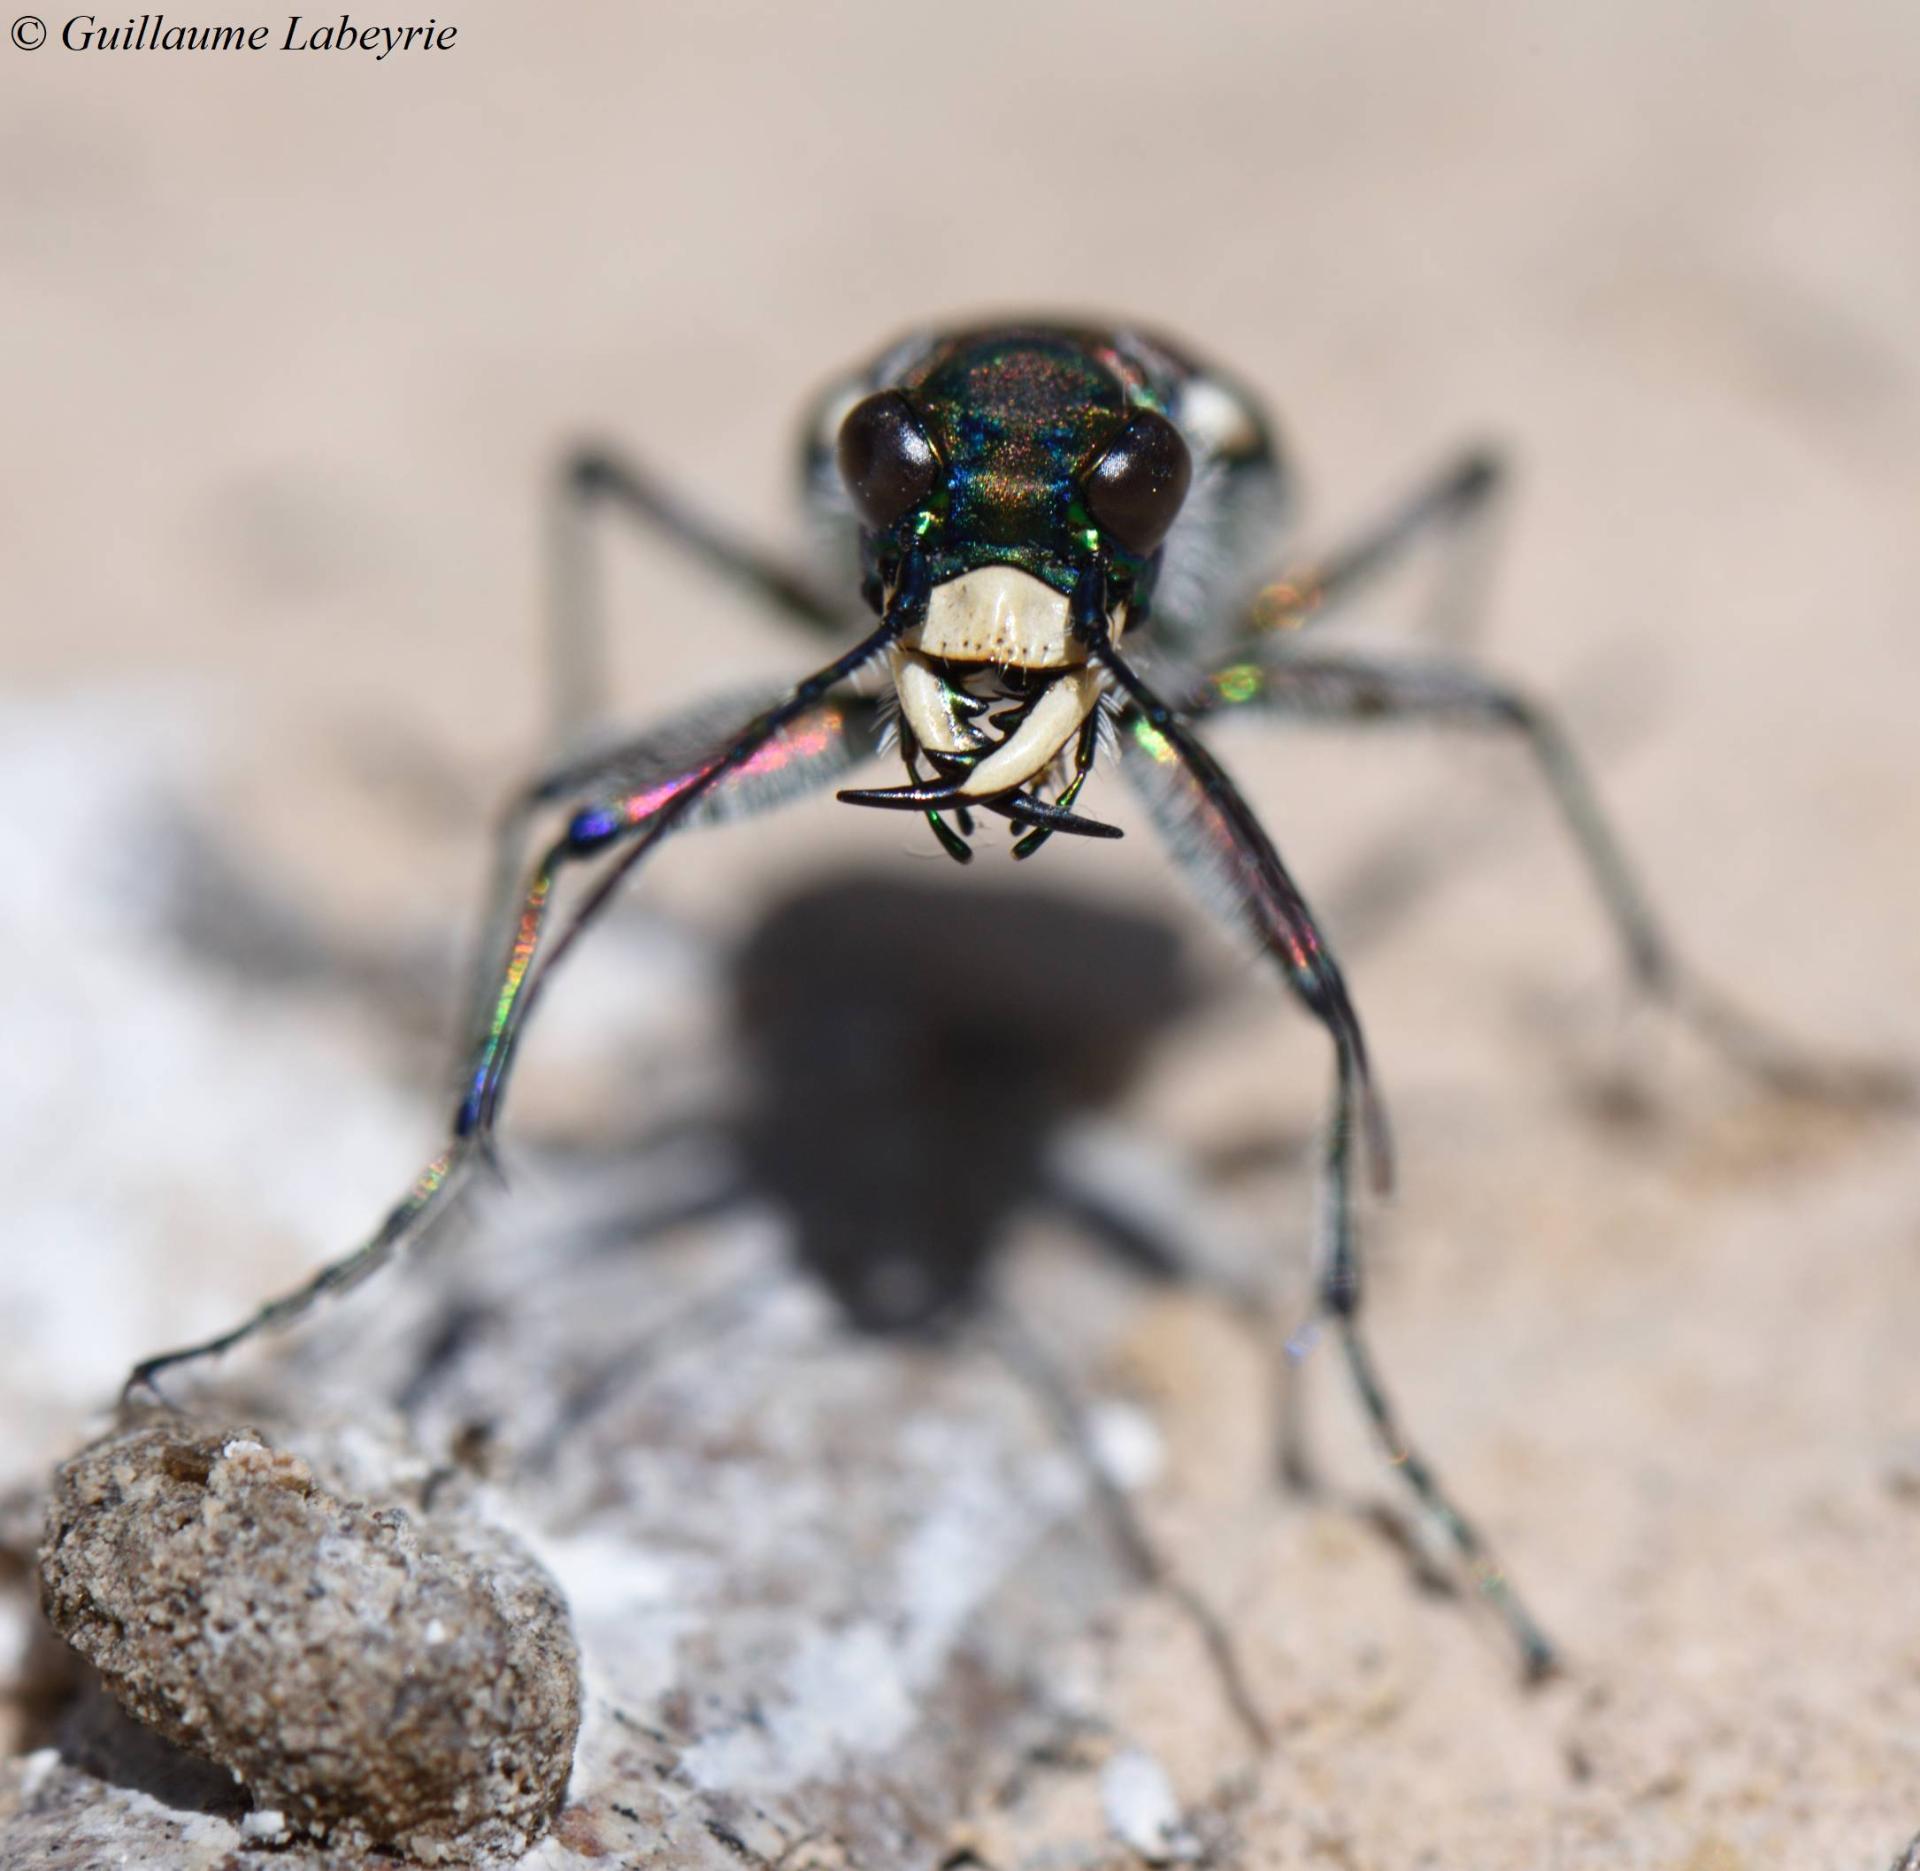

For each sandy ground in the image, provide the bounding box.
[3,2,1919,1865]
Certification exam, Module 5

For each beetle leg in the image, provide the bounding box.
[1082,595,1557,1681]
[548,443,853,750]
[1236,446,1506,648]
[1190,651,1913,1108]
[982,1303,1273,1752]
[124,591,918,1403]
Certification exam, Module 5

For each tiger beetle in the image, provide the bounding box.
[127,320,1893,1682]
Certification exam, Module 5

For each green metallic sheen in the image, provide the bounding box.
[895,326,1153,597]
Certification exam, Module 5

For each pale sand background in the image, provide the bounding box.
[3,2,1920,1865]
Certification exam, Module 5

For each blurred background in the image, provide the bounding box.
[3,2,1918,1865]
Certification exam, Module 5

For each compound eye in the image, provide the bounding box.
[1084,410,1192,555]
[836,391,941,531]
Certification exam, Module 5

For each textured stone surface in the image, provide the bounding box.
[38,1417,580,1865]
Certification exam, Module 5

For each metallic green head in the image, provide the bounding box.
[837,324,1194,611]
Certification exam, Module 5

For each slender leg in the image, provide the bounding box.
[171,447,843,1078]
[1038,1149,1274,1324]
[454,683,882,1068]
[1192,653,1666,984]
[1274,1320,1320,1495]
[1243,447,1504,645]
[1082,575,1556,1679]
[455,781,554,1077]
[549,444,851,748]
[522,1250,770,1471]
[1189,651,1914,1106]
[460,445,859,1061]
[123,581,921,1402]
[397,1157,752,1419]
[1048,1147,1313,1487]
[981,1304,1273,1751]
[122,1147,483,1400]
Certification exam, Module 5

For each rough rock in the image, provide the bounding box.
[38,1417,581,1865]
